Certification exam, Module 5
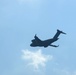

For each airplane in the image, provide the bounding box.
[30,29,66,48]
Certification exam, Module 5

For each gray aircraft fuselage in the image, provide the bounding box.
[30,29,66,48]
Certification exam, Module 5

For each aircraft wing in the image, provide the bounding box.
[50,44,59,47]
[34,34,42,42]
[30,35,42,47]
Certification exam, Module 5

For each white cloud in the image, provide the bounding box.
[21,49,53,70]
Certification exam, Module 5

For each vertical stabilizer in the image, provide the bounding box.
[53,29,66,39]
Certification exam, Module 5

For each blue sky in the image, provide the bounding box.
[0,0,76,75]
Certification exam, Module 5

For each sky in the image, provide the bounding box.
[0,0,76,75]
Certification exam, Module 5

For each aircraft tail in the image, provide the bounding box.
[57,29,66,34]
[53,29,66,39]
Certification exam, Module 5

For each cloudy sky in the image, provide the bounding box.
[0,0,76,75]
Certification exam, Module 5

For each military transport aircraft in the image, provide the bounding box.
[30,29,66,48]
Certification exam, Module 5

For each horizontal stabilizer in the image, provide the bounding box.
[57,29,66,34]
